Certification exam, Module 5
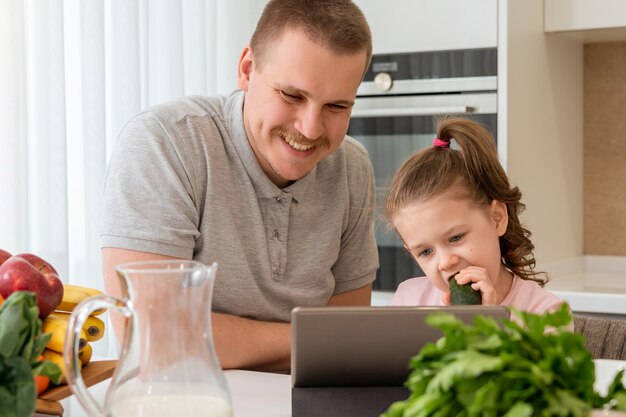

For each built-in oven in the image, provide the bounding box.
[348,47,498,291]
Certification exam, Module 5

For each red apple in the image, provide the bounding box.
[0,249,11,266]
[0,253,64,319]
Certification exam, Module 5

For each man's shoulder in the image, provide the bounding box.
[342,135,370,162]
[123,92,243,130]
[319,135,372,177]
[138,93,233,124]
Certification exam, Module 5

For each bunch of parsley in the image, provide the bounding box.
[383,304,626,417]
[0,291,62,417]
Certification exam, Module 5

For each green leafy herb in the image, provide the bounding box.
[382,304,626,417]
[0,291,62,417]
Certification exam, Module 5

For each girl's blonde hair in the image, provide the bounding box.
[384,116,547,286]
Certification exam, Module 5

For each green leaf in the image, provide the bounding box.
[613,392,626,411]
[464,332,503,351]
[32,358,63,385]
[595,370,626,410]
[502,402,533,417]
[606,369,626,398]
[403,392,450,417]
[0,293,34,359]
[0,357,37,417]
[381,401,408,417]
[427,350,502,392]
[424,312,465,333]
[465,378,500,414]
[32,332,51,362]
[0,291,62,413]
[543,389,591,417]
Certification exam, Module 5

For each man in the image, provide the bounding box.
[101,0,378,371]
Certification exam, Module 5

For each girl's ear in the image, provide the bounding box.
[490,199,508,236]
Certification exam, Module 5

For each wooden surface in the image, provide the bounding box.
[35,359,117,416]
[584,41,626,256]
[34,399,64,416]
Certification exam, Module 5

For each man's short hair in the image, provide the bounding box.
[250,0,372,73]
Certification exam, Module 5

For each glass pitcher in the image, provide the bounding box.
[63,260,233,417]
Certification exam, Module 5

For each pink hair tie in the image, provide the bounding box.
[433,138,450,148]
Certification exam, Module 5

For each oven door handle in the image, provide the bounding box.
[351,106,475,118]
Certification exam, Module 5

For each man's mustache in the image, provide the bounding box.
[271,127,330,150]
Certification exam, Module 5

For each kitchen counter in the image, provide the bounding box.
[37,360,626,417]
[544,255,626,317]
[373,255,626,317]
[372,286,626,316]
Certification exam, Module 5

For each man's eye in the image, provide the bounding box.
[328,103,348,111]
[279,91,300,101]
[450,233,465,243]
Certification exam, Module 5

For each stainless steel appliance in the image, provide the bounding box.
[348,48,498,291]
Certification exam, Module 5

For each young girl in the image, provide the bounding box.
[385,116,564,314]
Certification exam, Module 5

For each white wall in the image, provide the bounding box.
[500,0,583,265]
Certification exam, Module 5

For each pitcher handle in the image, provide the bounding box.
[63,295,131,417]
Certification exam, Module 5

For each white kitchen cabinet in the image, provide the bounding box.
[545,0,626,32]
[354,0,497,54]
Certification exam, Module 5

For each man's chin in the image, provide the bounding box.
[274,167,312,184]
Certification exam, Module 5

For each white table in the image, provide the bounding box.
[46,370,291,417]
[39,360,625,417]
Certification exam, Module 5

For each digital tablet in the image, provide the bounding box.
[291,305,510,387]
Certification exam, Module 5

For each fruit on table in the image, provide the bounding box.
[43,348,82,385]
[56,284,106,316]
[43,312,88,353]
[52,311,105,342]
[34,355,50,395]
[79,343,93,366]
[0,248,11,264]
[0,252,64,319]
[449,274,482,305]
[35,373,50,395]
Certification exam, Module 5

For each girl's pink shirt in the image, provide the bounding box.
[389,274,565,314]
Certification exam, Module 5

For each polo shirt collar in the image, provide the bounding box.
[227,90,314,204]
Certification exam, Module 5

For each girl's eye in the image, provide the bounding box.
[418,248,433,258]
[450,233,465,243]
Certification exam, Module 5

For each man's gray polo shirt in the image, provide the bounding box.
[101,91,379,322]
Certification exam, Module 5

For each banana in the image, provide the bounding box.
[42,313,88,353]
[52,311,105,342]
[43,348,82,385]
[57,284,107,316]
[79,342,92,366]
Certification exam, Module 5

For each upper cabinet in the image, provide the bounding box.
[354,0,497,54]
[545,0,626,42]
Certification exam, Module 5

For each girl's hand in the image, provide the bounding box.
[453,266,498,305]
[441,291,451,305]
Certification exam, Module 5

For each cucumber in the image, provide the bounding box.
[449,275,482,305]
